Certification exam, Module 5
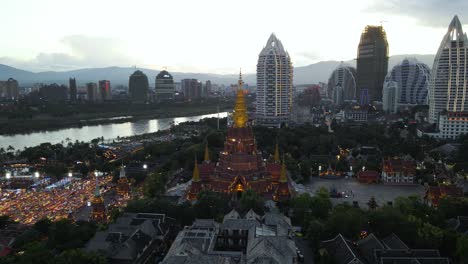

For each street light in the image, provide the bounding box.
[34,172,40,178]
[68,172,73,178]
[143,164,148,170]
[362,166,366,171]
[5,171,11,180]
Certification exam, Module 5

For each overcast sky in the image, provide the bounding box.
[0,0,467,73]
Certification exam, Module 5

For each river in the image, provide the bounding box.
[0,112,229,150]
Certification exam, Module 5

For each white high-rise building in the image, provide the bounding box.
[382,80,398,113]
[429,16,468,123]
[327,63,357,105]
[256,33,293,127]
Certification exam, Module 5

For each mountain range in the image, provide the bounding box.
[0,54,435,87]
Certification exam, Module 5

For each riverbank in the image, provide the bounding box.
[0,99,233,135]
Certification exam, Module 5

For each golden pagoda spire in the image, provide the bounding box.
[280,157,288,183]
[274,142,280,163]
[192,156,200,182]
[204,142,210,162]
[233,69,248,128]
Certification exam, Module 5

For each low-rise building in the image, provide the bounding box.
[162,210,297,264]
[381,158,416,184]
[356,170,379,184]
[85,212,177,264]
[425,185,463,207]
[320,233,449,264]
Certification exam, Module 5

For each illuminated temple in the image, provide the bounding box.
[185,72,292,202]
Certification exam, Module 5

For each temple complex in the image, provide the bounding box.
[185,71,292,202]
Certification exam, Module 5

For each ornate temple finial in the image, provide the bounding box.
[94,172,101,197]
[274,142,280,163]
[233,69,248,128]
[192,156,200,182]
[204,142,210,162]
[280,156,287,183]
[119,164,126,178]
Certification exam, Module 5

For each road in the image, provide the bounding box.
[304,177,426,208]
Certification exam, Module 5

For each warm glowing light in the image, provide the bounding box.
[5,172,11,179]
[68,172,73,177]
[34,172,40,178]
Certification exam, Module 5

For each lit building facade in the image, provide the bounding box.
[436,111,468,139]
[256,34,293,127]
[155,70,175,101]
[429,16,468,123]
[129,70,149,103]
[356,25,389,103]
[327,63,357,105]
[98,80,112,101]
[381,158,416,184]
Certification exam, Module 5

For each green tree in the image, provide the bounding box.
[143,172,167,198]
[54,249,108,264]
[456,235,468,263]
[194,191,229,220]
[306,219,325,248]
[325,205,368,240]
[239,189,264,214]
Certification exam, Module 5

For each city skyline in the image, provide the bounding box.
[1,0,467,74]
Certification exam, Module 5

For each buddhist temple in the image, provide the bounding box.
[117,165,130,196]
[90,175,107,222]
[185,71,292,202]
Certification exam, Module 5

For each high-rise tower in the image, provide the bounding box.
[356,25,389,103]
[129,70,149,103]
[69,78,77,102]
[155,70,175,101]
[256,33,293,127]
[98,80,112,101]
[328,63,357,105]
[429,16,468,123]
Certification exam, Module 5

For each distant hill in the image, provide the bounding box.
[0,54,435,87]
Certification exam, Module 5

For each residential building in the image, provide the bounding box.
[381,158,416,184]
[69,78,77,101]
[328,63,357,105]
[429,16,468,123]
[39,83,68,102]
[0,78,19,100]
[129,70,149,103]
[256,33,294,127]
[85,213,176,264]
[155,70,175,101]
[320,233,449,264]
[382,58,430,113]
[181,78,202,101]
[98,80,112,101]
[356,25,389,103]
[86,82,100,102]
[436,111,468,139]
[203,80,212,97]
[162,210,297,264]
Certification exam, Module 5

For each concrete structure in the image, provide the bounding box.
[0,78,19,100]
[256,33,293,127]
[98,80,112,101]
[155,70,175,101]
[129,70,149,103]
[328,63,357,105]
[356,25,389,103]
[203,80,212,97]
[69,78,77,101]
[429,16,468,123]
[85,213,176,264]
[162,210,297,264]
[86,82,100,102]
[181,78,202,101]
[383,58,430,113]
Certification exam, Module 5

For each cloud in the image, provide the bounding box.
[367,0,468,27]
[0,35,138,72]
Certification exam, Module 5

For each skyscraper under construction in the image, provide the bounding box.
[356,25,389,104]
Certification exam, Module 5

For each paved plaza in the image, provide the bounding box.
[304,177,426,208]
